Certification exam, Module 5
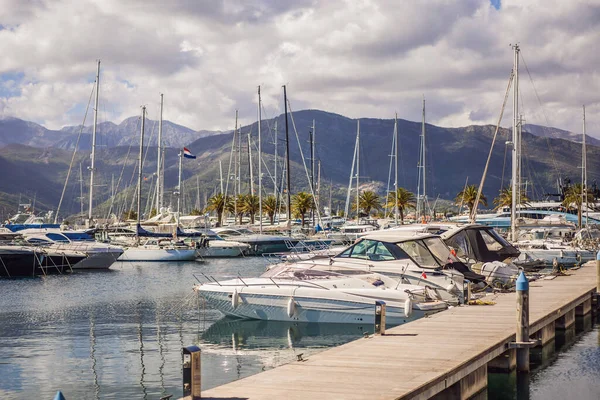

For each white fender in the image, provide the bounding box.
[287,297,297,318]
[231,288,239,309]
[446,282,458,295]
[404,298,413,318]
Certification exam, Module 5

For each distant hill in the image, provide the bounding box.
[0,116,224,150]
[0,110,597,222]
[524,124,600,147]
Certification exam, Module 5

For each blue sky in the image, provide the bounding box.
[490,0,501,10]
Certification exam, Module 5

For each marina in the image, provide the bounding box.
[1,2,600,400]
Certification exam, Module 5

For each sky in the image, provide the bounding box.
[0,0,599,136]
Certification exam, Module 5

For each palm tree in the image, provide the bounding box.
[562,183,594,228]
[291,192,314,227]
[226,194,246,225]
[493,186,530,211]
[357,190,381,216]
[262,195,278,225]
[385,188,416,224]
[455,184,487,217]
[205,193,228,226]
[241,194,260,224]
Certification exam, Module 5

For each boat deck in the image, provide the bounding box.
[197,264,596,399]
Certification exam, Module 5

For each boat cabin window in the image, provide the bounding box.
[46,233,70,243]
[424,237,457,265]
[396,240,440,267]
[445,231,473,260]
[479,230,504,251]
[337,239,405,261]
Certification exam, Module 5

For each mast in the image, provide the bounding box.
[311,120,316,194]
[511,44,520,242]
[248,132,254,194]
[79,163,84,221]
[344,123,359,218]
[421,98,426,219]
[258,85,263,233]
[87,59,100,227]
[156,93,164,213]
[394,113,399,225]
[136,106,146,244]
[356,120,360,224]
[237,111,241,196]
[583,105,588,227]
[177,149,183,228]
[274,120,278,200]
[234,110,238,220]
[283,85,291,226]
[317,160,321,221]
[219,160,224,194]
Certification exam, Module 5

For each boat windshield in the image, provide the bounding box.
[262,265,341,280]
[423,237,457,265]
[396,239,440,267]
[336,239,407,261]
[237,228,254,235]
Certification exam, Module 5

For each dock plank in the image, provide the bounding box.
[201,266,596,400]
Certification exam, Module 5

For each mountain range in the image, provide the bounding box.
[0,111,596,222]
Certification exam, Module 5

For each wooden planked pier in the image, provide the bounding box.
[196,264,597,400]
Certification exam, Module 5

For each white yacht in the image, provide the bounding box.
[195,265,448,325]
[182,230,250,257]
[118,237,197,262]
[18,229,123,270]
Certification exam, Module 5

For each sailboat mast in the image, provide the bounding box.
[156,93,163,213]
[394,113,399,225]
[136,106,146,244]
[219,160,224,193]
[283,85,291,226]
[345,124,359,218]
[583,105,588,226]
[258,85,263,233]
[248,132,254,194]
[79,163,84,220]
[511,44,520,242]
[421,98,426,219]
[274,120,278,200]
[356,120,360,224]
[88,59,100,227]
[309,121,315,227]
[177,149,183,227]
[234,110,238,219]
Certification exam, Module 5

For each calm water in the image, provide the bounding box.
[1,257,599,399]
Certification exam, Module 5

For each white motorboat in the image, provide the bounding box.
[195,265,448,325]
[182,231,250,257]
[19,229,123,270]
[118,238,197,262]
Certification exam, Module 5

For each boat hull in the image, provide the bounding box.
[72,250,124,269]
[199,287,445,325]
[118,248,197,261]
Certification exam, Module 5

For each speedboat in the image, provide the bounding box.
[195,265,448,325]
[118,238,198,262]
[19,229,123,270]
[212,227,300,255]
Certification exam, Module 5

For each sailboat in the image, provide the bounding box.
[118,106,197,262]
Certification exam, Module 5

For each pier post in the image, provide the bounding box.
[596,250,600,306]
[516,272,529,372]
[182,346,201,400]
[375,300,386,335]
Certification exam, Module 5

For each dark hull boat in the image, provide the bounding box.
[0,245,88,277]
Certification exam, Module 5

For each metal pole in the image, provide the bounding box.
[422,98,426,219]
[258,85,263,233]
[156,93,164,213]
[356,120,360,224]
[516,271,529,372]
[309,124,314,228]
[511,44,520,242]
[394,113,399,225]
[136,106,146,245]
[283,85,291,227]
[248,133,253,194]
[177,150,182,227]
[88,59,100,227]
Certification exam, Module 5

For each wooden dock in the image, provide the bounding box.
[198,265,596,400]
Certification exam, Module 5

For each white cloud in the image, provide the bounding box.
[0,0,598,136]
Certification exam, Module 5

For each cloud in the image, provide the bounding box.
[0,0,598,138]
